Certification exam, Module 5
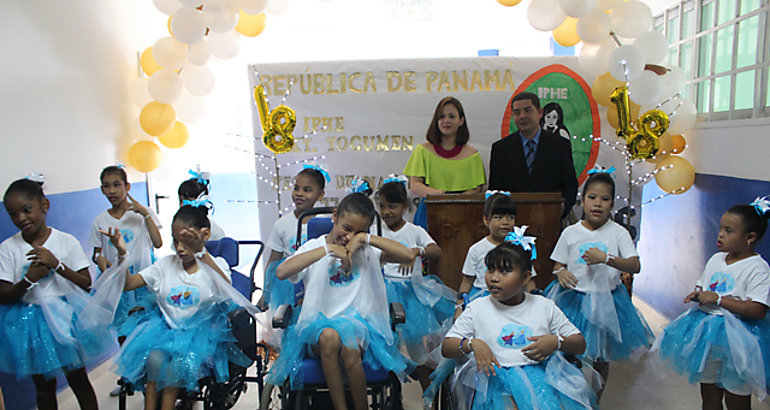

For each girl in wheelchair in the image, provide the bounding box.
[437,236,597,409]
[102,204,258,410]
[268,192,415,410]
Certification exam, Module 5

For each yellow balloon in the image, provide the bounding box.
[671,134,686,154]
[159,121,189,149]
[553,17,580,47]
[140,47,163,77]
[496,0,522,5]
[606,105,619,129]
[655,156,695,194]
[140,102,176,137]
[592,72,625,107]
[128,141,162,173]
[235,11,266,37]
[168,16,174,37]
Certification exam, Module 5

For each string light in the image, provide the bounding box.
[278,155,327,169]
[281,80,294,106]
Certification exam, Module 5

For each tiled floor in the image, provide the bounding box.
[57,297,770,409]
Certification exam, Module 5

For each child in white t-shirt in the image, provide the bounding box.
[177,169,225,240]
[440,238,595,409]
[654,200,770,408]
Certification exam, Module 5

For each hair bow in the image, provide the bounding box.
[116,164,126,169]
[383,174,408,186]
[302,164,331,182]
[485,190,511,199]
[505,226,537,260]
[25,172,45,184]
[587,166,616,175]
[182,194,214,211]
[346,178,370,195]
[750,196,770,216]
[188,169,210,186]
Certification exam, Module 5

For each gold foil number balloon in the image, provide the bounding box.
[609,86,634,139]
[254,84,296,154]
[610,85,670,159]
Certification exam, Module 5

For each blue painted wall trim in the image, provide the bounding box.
[635,173,770,320]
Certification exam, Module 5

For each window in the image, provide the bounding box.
[655,0,770,121]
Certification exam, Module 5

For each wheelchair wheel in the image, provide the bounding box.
[258,383,289,410]
[202,370,247,410]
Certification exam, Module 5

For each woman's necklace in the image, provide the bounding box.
[432,143,462,158]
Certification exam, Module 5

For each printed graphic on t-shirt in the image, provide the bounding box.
[498,324,533,348]
[328,260,359,287]
[168,285,200,308]
[708,272,735,294]
[289,233,308,252]
[576,242,608,265]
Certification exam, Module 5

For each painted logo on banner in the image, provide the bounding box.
[500,65,600,184]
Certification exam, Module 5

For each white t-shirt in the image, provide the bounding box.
[290,236,383,319]
[447,293,580,367]
[88,209,161,275]
[381,221,435,280]
[266,212,308,257]
[696,252,770,314]
[0,228,90,304]
[462,238,497,290]
[139,254,232,329]
[209,220,226,241]
[550,220,638,293]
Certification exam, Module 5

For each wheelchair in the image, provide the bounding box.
[117,238,271,410]
[260,207,405,410]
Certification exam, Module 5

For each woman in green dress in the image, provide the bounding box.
[404,96,486,228]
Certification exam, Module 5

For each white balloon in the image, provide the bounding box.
[130,117,154,142]
[610,1,652,39]
[596,0,622,10]
[527,0,567,31]
[203,9,238,32]
[559,0,597,18]
[628,70,662,106]
[148,69,184,103]
[187,40,211,65]
[153,0,182,14]
[577,9,611,44]
[207,30,240,59]
[178,0,203,7]
[659,66,686,97]
[633,30,668,64]
[171,7,207,44]
[129,78,152,107]
[608,44,645,82]
[267,0,290,15]
[181,63,215,96]
[174,90,207,123]
[668,98,697,134]
[578,38,617,76]
[238,0,268,14]
[153,37,187,69]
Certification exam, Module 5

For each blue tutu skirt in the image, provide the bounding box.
[385,278,454,365]
[264,258,295,310]
[113,287,157,337]
[468,286,490,303]
[0,301,113,380]
[545,282,653,362]
[265,312,413,389]
[655,308,770,396]
[115,303,252,392]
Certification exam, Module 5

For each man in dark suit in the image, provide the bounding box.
[489,92,578,218]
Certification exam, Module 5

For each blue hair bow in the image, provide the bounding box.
[303,164,331,182]
[587,166,616,175]
[505,226,537,260]
[485,190,511,199]
[182,194,213,211]
[383,174,408,186]
[188,169,210,186]
[750,196,770,216]
[347,178,370,195]
[25,172,45,184]
[117,164,126,169]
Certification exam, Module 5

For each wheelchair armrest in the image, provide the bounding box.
[389,302,405,331]
[272,304,293,329]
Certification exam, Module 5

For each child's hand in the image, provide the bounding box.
[684,290,701,303]
[179,227,206,253]
[25,263,50,282]
[127,194,150,218]
[694,290,719,305]
[397,262,414,276]
[345,233,368,256]
[471,339,500,376]
[99,227,127,256]
[522,335,559,361]
[325,243,348,260]
[581,247,607,265]
[95,256,111,272]
[26,246,59,270]
[556,268,578,289]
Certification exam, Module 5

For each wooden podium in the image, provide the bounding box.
[425,193,563,291]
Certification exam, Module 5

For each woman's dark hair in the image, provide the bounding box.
[485,242,532,273]
[4,179,45,203]
[426,96,470,146]
[100,165,128,184]
[173,205,211,229]
[178,178,209,199]
[582,172,616,201]
[727,204,769,242]
[337,193,376,225]
[540,102,570,134]
[376,181,408,205]
[296,168,326,190]
[484,193,517,218]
